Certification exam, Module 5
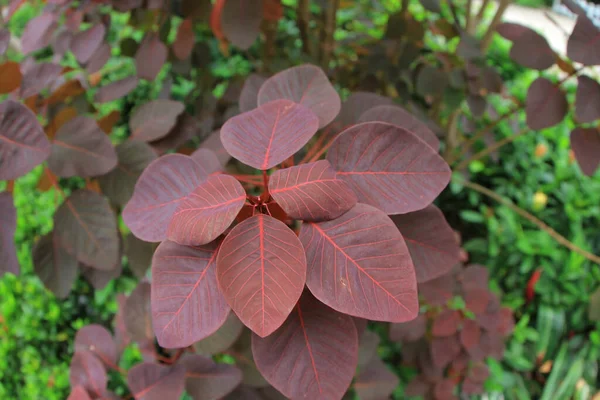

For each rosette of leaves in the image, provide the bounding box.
[390,265,515,400]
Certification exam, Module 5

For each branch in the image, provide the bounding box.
[465,0,474,33]
[456,177,600,265]
[481,0,511,51]
[475,0,491,24]
[319,0,339,69]
[454,126,529,170]
[297,0,311,55]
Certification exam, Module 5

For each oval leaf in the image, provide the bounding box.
[300,203,419,322]
[22,13,56,54]
[87,42,111,74]
[20,62,63,98]
[67,386,93,400]
[0,100,51,180]
[70,350,107,398]
[239,74,267,112]
[190,148,223,175]
[571,127,600,176]
[257,64,341,128]
[269,160,357,221]
[181,355,243,400]
[75,324,118,367]
[125,234,154,278]
[508,27,555,70]
[327,122,451,214]
[432,309,461,337]
[221,0,263,50]
[33,232,78,298]
[221,99,319,170]
[460,319,481,350]
[193,311,244,355]
[95,76,138,103]
[575,75,600,123]
[152,240,230,348]
[71,24,106,64]
[567,15,600,66]
[526,77,568,130]
[0,192,19,276]
[136,33,167,80]
[336,92,393,128]
[0,61,22,94]
[125,281,153,343]
[217,214,307,337]
[252,291,358,400]
[127,363,186,400]
[173,19,195,60]
[167,174,246,246]
[130,100,185,142]
[389,314,427,342]
[354,357,399,400]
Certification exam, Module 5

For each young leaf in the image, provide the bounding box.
[71,24,106,64]
[125,234,154,278]
[299,203,419,322]
[217,214,307,337]
[21,13,56,54]
[0,192,18,277]
[54,190,119,270]
[173,19,195,60]
[152,240,230,349]
[525,77,568,130]
[95,76,139,103]
[220,99,319,170]
[32,232,78,298]
[239,74,267,112]
[20,62,63,98]
[354,357,399,400]
[180,355,243,399]
[0,100,51,180]
[575,76,600,123]
[70,350,107,398]
[257,64,341,128]
[167,174,246,246]
[129,100,186,142]
[135,33,168,80]
[251,291,358,400]
[431,310,461,337]
[125,281,153,343]
[75,325,118,368]
[127,363,186,400]
[567,15,600,65]
[122,154,208,242]
[193,311,244,355]
[336,92,393,128]
[221,0,262,50]
[48,116,118,178]
[67,386,92,400]
[327,122,451,214]
[269,160,357,221]
[391,205,460,283]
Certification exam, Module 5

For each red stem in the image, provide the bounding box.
[260,170,270,202]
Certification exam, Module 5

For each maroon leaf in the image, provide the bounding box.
[127,363,186,400]
[463,287,490,314]
[431,334,461,368]
[468,362,490,382]
[567,15,600,65]
[67,386,92,400]
[353,317,369,339]
[354,357,399,400]
[526,77,568,130]
[71,24,106,64]
[358,105,440,149]
[33,232,78,298]
[193,311,244,355]
[499,307,515,336]
[130,100,185,142]
[508,27,555,70]
[404,376,430,397]
[217,214,307,337]
[221,0,262,50]
[48,116,118,178]
[223,385,264,400]
[52,30,73,57]
[259,386,287,400]
[336,92,393,128]
[327,122,451,214]
[125,234,154,278]
[181,355,243,399]
[201,129,231,167]
[95,76,138,103]
[459,265,489,289]
[392,205,460,283]
[190,148,223,175]
[269,160,357,221]
[434,379,457,400]
[0,100,51,180]
[235,334,270,388]
[252,291,358,400]
[257,64,341,128]
[54,189,119,270]
[240,74,267,112]
[70,350,107,398]
[151,240,230,348]
[389,314,427,342]
[300,203,418,322]
[20,62,63,98]
[81,260,123,290]
[114,294,131,356]
[221,99,319,170]
[125,281,153,343]
[432,310,461,337]
[420,275,456,306]
[122,154,208,242]
[167,174,246,246]
[462,378,484,395]
[75,324,118,367]
[575,75,600,123]
[357,330,380,368]
[136,33,168,80]
[496,22,530,41]
[22,13,57,54]
[173,19,194,60]
[0,192,18,276]
[98,140,158,207]
[87,42,111,74]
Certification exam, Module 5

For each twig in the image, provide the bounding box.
[457,178,600,265]
[444,109,461,162]
[297,0,311,55]
[454,126,529,170]
[481,0,511,51]
[465,0,474,33]
[475,0,491,24]
[319,0,339,69]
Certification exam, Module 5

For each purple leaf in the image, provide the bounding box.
[496,22,530,41]
[167,174,246,246]
[20,62,63,98]
[75,325,118,367]
[151,114,205,154]
[70,350,107,398]
[571,128,600,176]
[122,154,208,242]
[0,29,10,56]
[54,190,119,270]
[32,232,78,298]
[389,314,427,342]
[336,92,393,128]
[0,100,50,180]
[434,379,457,400]
[507,26,556,70]
[95,76,138,103]
[201,130,231,167]
[87,42,111,74]
[526,77,568,130]
[327,122,451,214]
[460,319,481,350]
[190,148,223,175]
[269,160,357,221]
[300,203,419,322]
[48,116,118,178]
[459,265,489,289]
[125,281,153,343]
[391,205,460,283]
[567,15,600,65]
[239,74,267,112]
[22,13,57,54]
[354,356,399,400]
[181,355,243,400]
[67,386,92,400]
[223,386,264,400]
[193,311,244,355]
[217,214,307,337]
[135,33,167,80]
[81,260,122,290]
[127,363,186,400]
[252,291,358,400]
[71,24,105,64]
[173,19,194,60]
[463,287,491,314]
[221,0,263,50]
[419,275,456,306]
[130,100,186,142]
[431,334,461,368]
[125,234,154,278]
[353,317,369,339]
[221,99,319,170]
[431,309,461,337]
[0,192,18,276]
[151,240,230,348]
[257,64,341,128]
[404,376,430,397]
[575,75,600,123]
[52,30,73,57]
[357,330,380,368]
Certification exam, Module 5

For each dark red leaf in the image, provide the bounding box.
[567,15,600,65]
[269,160,357,221]
[509,27,555,70]
[359,104,440,149]
[234,333,270,388]
[33,232,78,298]
[48,116,118,178]
[252,291,358,400]
[461,378,484,395]
[0,100,50,180]
[392,205,460,283]
[217,214,306,337]
[70,350,107,398]
[67,386,92,400]
[135,33,168,80]
[357,330,380,368]
[353,317,369,339]
[190,148,223,175]
[571,127,600,176]
[114,294,131,356]
[257,64,341,128]
[81,259,123,290]
[20,62,63,98]
[125,234,154,278]
[433,379,457,400]
[300,203,418,322]
[419,275,456,306]
[221,99,319,170]
[499,307,515,336]
[75,324,118,368]
[432,310,461,337]
[95,76,138,103]
[526,77,568,130]
[167,174,246,246]
[201,129,231,167]
[151,114,208,154]
[460,319,481,350]
[239,74,267,112]
[130,100,185,142]
[193,311,244,355]
[431,334,461,368]
[22,13,57,54]
[354,356,399,400]
[71,24,106,64]
[122,154,208,242]
[181,355,243,399]
[125,281,153,343]
[173,19,194,60]
[575,76,600,123]
[54,189,119,270]
[221,0,262,50]
[327,122,451,214]
[389,314,427,342]
[468,362,490,382]
[87,42,111,74]
[496,22,530,41]
[0,192,18,276]
[151,240,229,348]
[459,265,488,289]
[336,92,393,128]
[223,385,263,400]
[463,287,490,314]
[127,363,186,400]
[52,30,73,57]
[404,376,430,397]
